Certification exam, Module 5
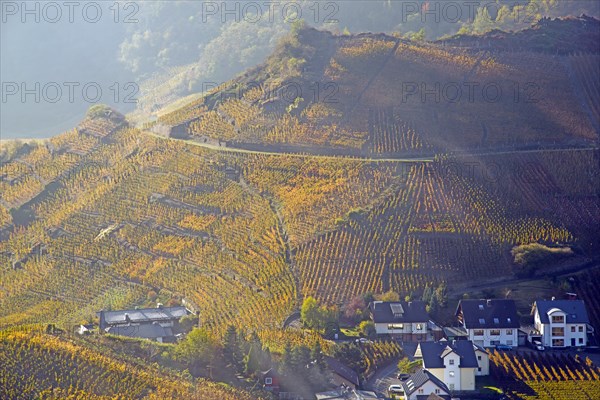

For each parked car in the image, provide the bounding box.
[388,384,404,397]
[355,338,372,344]
[533,341,545,351]
[496,344,513,351]
[397,373,411,381]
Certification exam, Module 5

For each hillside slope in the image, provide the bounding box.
[1,19,599,333]
[149,17,600,156]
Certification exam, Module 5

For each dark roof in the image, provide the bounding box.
[456,299,520,329]
[369,301,428,323]
[442,326,468,338]
[325,357,360,386]
[417,341,479,369]
[106,322,173,339]
[401,369,449,396]
[533,300,590,324]
[259,368,279,378]
[98,306,189,325]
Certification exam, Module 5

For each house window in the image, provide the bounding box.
[579,338,584,344]
[435,389,441,394]
[479,318,486,324]
[449,371,455,377]
[507,340,513,346]
[490,329,500,336]
[579,326,584,332]
[416,323,423,330]
[388,323,404,330]
[491,340,500,345]
[571,326,576,332]
[478,355,482,361]
[449,359,455,365]
[418,389,424,394]
[450,384,455,390]
[479,305,484,310]
[478,367,482,372]
[265,377,272,385]
[474,329,484,336]
[506,330,513,335]
[551,315,565,323]
[552,339,564,347]
[552,327,564,336]
[494,318,500,324]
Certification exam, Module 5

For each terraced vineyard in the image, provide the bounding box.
[0,326,260,400]
[155,22,599,158]
[0,127,297,336]
[489,350,600,399]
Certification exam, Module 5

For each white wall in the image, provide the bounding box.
[407,380,448,400]
[468,328,518,347]
[442,352,462,391]
[475,348,489,376]
[374,322,412,335]
[460,368,476,391]
[374,321,428,335]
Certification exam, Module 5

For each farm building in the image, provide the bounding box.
[97,305,191,343]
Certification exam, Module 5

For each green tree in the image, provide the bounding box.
[359,320,376,338]
[294,346,311,370]
[379,290,400,302]
[175,327,217,364]
[411,28,426,41]
[244,342,262,376]
[397,357,422,373]
[301,297,321,329]
[434,283,447,308]
[282,342,294,374]
[311,341,325,370]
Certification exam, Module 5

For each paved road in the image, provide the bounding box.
[143,130,434,163]
[365,342,418,396]
[365,360,401,396]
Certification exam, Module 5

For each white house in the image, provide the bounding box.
[531,299,591,348]
[414,340,488,392]
[399,369,451,400]
[455,299,520,348]
[473,343,489,376]
[369,301,429,341]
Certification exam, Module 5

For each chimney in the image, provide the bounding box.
[487,299,492,307]
[125,313,131,323]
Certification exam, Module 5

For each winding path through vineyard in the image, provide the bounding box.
[143,130,435,162]
[144,129,598,162]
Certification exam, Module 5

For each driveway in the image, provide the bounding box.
[364,342,418,396]
[365,360,400,396]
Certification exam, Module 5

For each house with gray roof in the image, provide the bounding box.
[325,356,360,389]
[414,340,488,392]
[400,369,450,400]
[532,299,591,348]
[456,299,520,348]
[369,301,429,341]
[98,305,192,343]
